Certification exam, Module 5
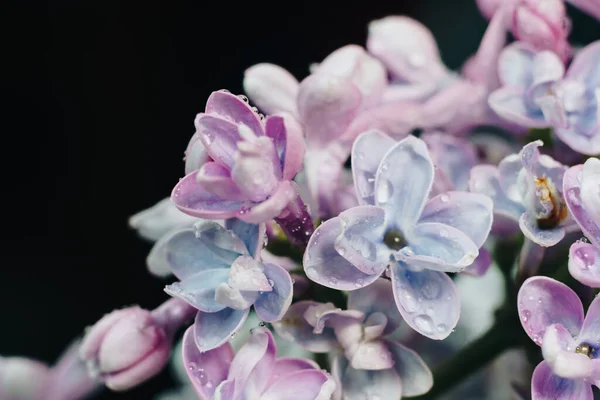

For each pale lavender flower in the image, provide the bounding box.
[182,325,335,400]
[0,341,98,400]
[303,131,493,339]
[477,0,571,60]
[162,219,292,351]
[517,276,600,399]
[489,41,600,155]
[273,279,432,399]
[563,157,600,287]
[171,90,306,224]
[80,298,196,391]
[470,140,575,246]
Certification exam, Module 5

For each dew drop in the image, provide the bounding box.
[413,314,434,335]
[376,179,393,204]
[399,287,418,313]
[237,94,249,102]
[354,278,365,288]
[440,194,450,203]
[575,247,595,269]
[306,267,318,278]
[436,323,448,333]
[338,247,346,256]
[522,310,531,322]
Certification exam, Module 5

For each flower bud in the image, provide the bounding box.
[0,357,50,400]
[80,307,170,391]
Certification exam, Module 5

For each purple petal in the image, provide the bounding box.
[196,162,245,201]
[254,263,293,322]
[265,113,305,181]
[390,262,460,339]
[563,165,600,247]
[351,130,397,206]
[419,191,493,248]
[261,370,331,400]
[366,16,448,83]
[303,304,364,351]
[267,358,319,386]
[462,248,492,277]
[531,361,593,400]
[339,360,402,400]
[171,171,245,219]
[272,301,338,353]
[297,74,362,148]
[566,41,600,86]
[194,308,249,352]
[517,276,584,345]
[335,205,389,276]
[213,380,235,400]
[469,164,525,229]
[163,227,243,280]
[349,340,394,370]
[541,324,591,379]
[128,197,197,242]
[465,4,506,88]
[194,113,240,169]
[164,268,229,312]
[182,327,233,399]
[488,88,549,127]
[404,222,480,272]
[317,45,387,110]
[519,212,566,247]
[303,216,384,291]
[225,219,265,259]
[348,278,404,335]
[243,63,299,116]
[569,242,600,287]
[237,181,297,224]
[205,90,263,138]
[375,136,434,232]
[227,327,275,398]
[384,339,433,396]
[577,291,600,346]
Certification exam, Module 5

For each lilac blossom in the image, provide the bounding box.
[563,157,600,287]
[162,219,293,351]
[244,45,418,218]
[273,279,432,399]
[182,325,335,400]
[470,140,575,245]
[79,299,196,391]
[517,276,600,399]
[477,0,571,60]
[171,90,306,224]
[0,341,98,400]
[489,41,600,155]
[303,131,493,339]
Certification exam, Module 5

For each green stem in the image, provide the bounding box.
[412,313,521,400]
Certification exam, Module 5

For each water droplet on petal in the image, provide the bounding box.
[376,179,393,204]
[575,247,595,269]
[306,267,318,278]
[440,194,450,203]
[436,323,448,333]
[414,314,434,335]
[237,94,249,102]
[522,310,531,322]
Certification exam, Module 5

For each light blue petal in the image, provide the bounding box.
[338,357,402,400]
[194,308,249,351]
[390,261,460,340]
[384,339,433,396]
[374,136,434,233]
[164,268,229,312]
[254,263,293,322]
[166,228,241,280]
[225,218,265,258]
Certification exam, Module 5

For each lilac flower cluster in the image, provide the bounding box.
[3,1,600,399]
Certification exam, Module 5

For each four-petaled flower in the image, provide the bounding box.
[182,325,335,400]
[518,276,600,400]
[163,219,293,351]
[470,140,575,246]
[273,279,433,400]
[303,131,493,339]
[172,90,305,224]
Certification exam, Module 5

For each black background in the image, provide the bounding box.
[2,1,599,398]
